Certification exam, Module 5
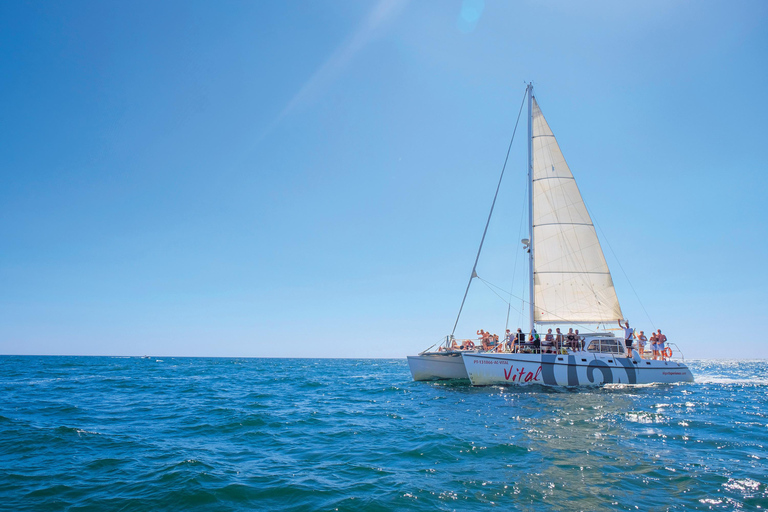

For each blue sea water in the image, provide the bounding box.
[0,357,766,511]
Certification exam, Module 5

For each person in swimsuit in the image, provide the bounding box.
[574,329,584,351]
[618,319,634,357]
[543,329,555,353]
[554,328,563,352]
[648,332,658,359]
[489,333,499,351]
[657,329,668,360]
[635,330,647,358]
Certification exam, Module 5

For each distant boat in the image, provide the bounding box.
[409,83,693,386]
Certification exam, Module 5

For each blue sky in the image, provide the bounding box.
[1,1,766,358]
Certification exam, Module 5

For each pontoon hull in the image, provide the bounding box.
[407,353,470,381]
[462,352,694,386]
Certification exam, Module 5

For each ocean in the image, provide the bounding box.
[1,356,766,511]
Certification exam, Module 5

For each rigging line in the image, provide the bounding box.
[506,160,531,332]
[478,277,513,306]
[477,277,524,316]
[451,87,528,336]
[479,275,516,296]
[588,204,656,331]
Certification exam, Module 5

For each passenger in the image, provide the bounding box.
[504,329,513,352]
[487,333,498,351]
[566,328,577,351]
[531,329,541,353]
[657,329,668,360]
[555,328,563,352]
[492,334,504,353]
[515,328,526,353]
[618,319,635,358]
[574,329,584,351]
[543,329,555,353]
[450,339,459,351]
[649,332,659,360]
[635,330,647,358]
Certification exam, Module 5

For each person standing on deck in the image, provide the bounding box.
[657,329,668,360]
[504,329,513,352]
[618,319,634,357]
[635,330,648,358]
[649,332,659,360]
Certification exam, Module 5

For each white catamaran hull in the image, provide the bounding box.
[407,353,470,381]
[462,352,693,386]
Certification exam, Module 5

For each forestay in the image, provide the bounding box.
[531,97,623,324]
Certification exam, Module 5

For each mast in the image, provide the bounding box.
[527,83,534,332]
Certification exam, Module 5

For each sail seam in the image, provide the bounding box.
[533,176,575,182]
[534,271,611,275]
[534,222,593,227]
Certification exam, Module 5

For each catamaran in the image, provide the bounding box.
[408,83,693,386]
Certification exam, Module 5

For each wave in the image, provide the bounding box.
[694,376,768,386]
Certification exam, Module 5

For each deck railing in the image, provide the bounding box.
[438,334,681,361]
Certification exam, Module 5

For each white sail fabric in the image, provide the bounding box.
[531,97,623,324]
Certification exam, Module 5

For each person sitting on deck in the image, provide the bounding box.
[543,329,555,353]
[531,329,541,353]
[657,329,668,360]
[515,328,526,353]
[449,339,459,351]
[486,333,498,351]
[554,328,564,352]
[566,328,577,351]
[618,319,635,358]
[635,330,647,358]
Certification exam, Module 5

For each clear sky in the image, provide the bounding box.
[1,1,767,358]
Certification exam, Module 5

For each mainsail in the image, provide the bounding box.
[531,97,623,324]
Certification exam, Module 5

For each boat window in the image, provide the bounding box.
[587,339,622,354]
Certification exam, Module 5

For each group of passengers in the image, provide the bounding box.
[447,320,671,360]
[450,328,586,354]
[620,320,670,360]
